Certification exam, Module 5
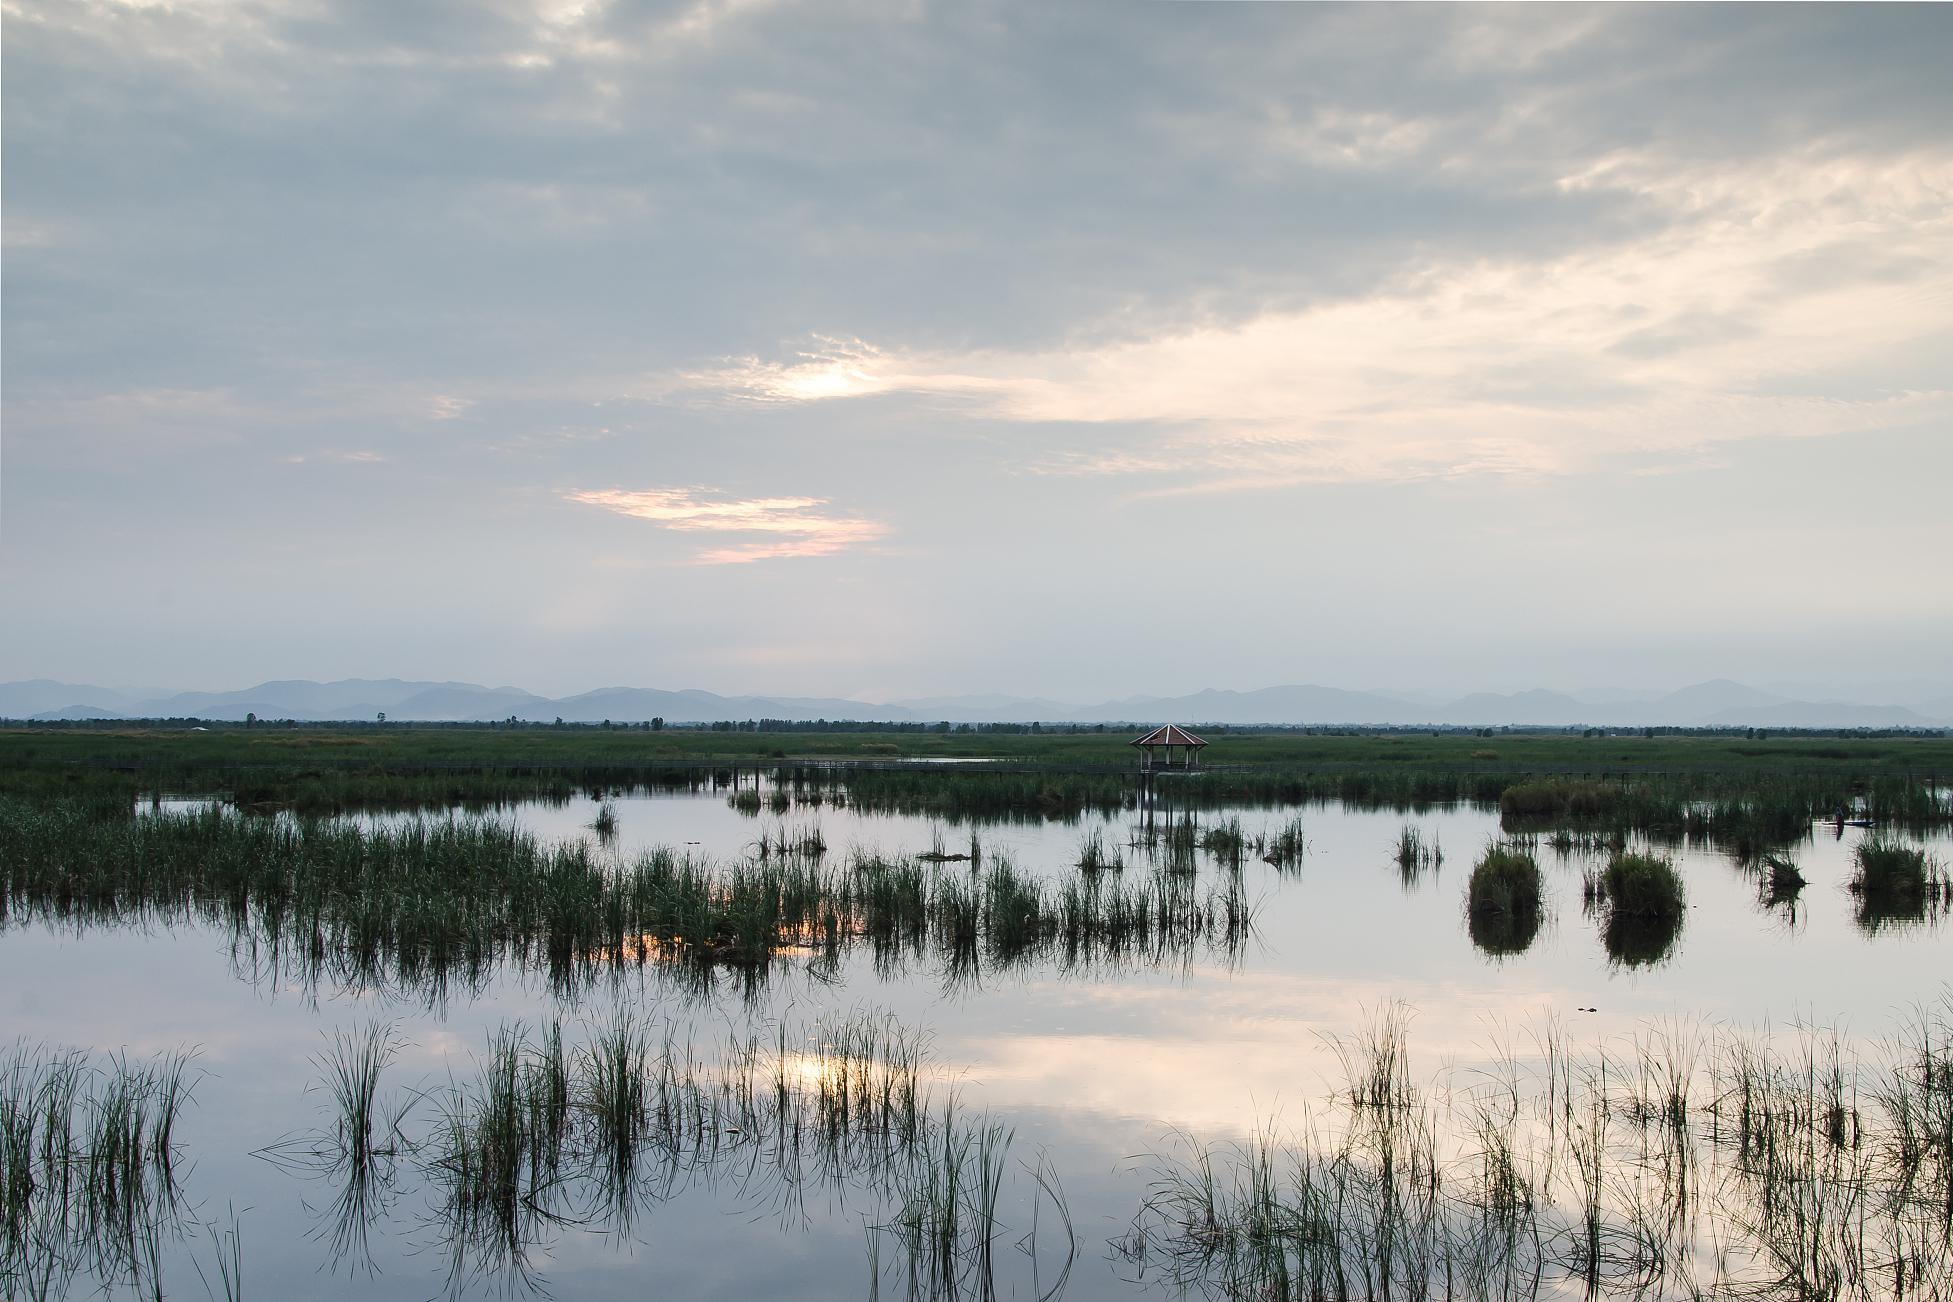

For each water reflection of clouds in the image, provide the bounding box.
[943,971,1574,1136]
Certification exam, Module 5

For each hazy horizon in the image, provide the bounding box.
[6,4,1949,701]
[10,671,1953,710]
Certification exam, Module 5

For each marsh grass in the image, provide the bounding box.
[1125,996,1953,1302]
[1259,815,1307,870]
[255,1007,1069,1299]
[875,1104,1014,1299]
[192,1204,245,1302]
[263,1018,416,1270]
[1076,827,1125,873]
[1392,823,1441,886]
[1158,814,1201,876]
[0,803,1254,1000]
[1,1042,197,1301]
[755,819,828,860]
[1199,817,1247,870]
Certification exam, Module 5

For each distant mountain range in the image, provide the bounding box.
[3,677,1948,729]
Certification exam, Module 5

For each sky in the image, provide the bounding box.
[3,1,1950,703]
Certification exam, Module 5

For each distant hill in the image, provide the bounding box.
[1705,702,1937,729]
[1647,678,1790,717]
[29,704,124,721]
[2,676,1948,728]
[1440,689,1590,726]
[888,694,1080,722]
[1072,685,1426,725]
[3,680,144,716]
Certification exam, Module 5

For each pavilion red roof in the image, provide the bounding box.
[1129,724,1208,749]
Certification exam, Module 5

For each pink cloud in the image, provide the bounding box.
[567,487,887,563]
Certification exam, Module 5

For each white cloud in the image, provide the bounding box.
[679,148,1953,491]
[566,486,889,563]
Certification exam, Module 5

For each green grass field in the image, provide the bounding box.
[3,722,1948,826]
[5,720,1950,773]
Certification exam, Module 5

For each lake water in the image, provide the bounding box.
[5,783,1948,1300]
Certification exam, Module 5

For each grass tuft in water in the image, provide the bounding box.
[1587,852,1687,968]
[1466,845,1543,957]
[1849,840,1949,934]
[1076,827,1124,873]
[1259,815,1307,870]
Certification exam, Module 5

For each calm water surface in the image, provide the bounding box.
[6,785,1948,1299]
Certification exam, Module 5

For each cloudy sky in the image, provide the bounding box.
[4,1,1949,702]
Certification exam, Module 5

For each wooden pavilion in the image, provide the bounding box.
[1130,724,1208,770]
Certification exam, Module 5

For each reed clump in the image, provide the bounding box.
[1594,853,1687,921]
[1260,815,1307,869]
[1199,817,1247,869]
[1849,840,1948,933]
[1760,853,1806,906]
[1466,846,1542,956]
[1500,779,1620,824]
[1393,823,1441,884]
[1586,852,1687,968]
[1076,827,1124,873]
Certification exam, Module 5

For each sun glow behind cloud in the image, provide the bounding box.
[679,150,1953,493]
[566,487,889,563]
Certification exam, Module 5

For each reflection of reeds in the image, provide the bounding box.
[260,1007,1070,1300]
[1466,845,1543,957]
[1076,827,1124,873]
[1260,815,1307,870]
[1125,994,1953,1302]
[1393,824,1441,885]
[1850,840,1950,934]
[1760,852,1806,907]
[0,804,1254,1001]
[754,819,827,860]
[878,1103,1013,1299]
[1586,852,1687,968]
[1,1041,196,1300]
[1199,817,1246,870]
